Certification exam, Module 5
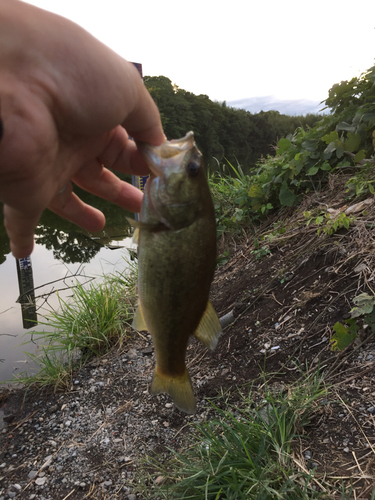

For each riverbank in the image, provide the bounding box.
[2,176,375,498]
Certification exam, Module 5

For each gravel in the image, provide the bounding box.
[0,333,203,500]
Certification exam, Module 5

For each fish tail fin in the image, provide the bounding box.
[150,368,196,414]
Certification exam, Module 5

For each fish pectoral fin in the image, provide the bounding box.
[150,368,196,414]
[132,227,140,245]
[132,303,148,331]
[194,300,222,350]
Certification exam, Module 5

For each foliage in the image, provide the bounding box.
[208,64,375,226]
[252,239,272,260]
[138,371,327,499]
[208,161,258,238]
[330,320,359,351]
[350,292,375,318]
[330,292,375,351]
[304,210,353,236]
[144,76,321,174]
[345,160,375,198]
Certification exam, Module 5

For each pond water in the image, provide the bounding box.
[0,183,137,383]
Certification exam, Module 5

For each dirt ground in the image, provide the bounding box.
[1,172,375,499]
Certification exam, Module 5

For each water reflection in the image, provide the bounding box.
[0,181,137,382]
[16,256,37,329]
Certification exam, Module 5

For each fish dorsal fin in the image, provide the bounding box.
[194,300,222,350]
[132,302,148,331]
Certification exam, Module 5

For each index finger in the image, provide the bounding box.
[120,64,165,146]
[97,125,151,176]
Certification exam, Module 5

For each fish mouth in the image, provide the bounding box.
[138,132,196,178]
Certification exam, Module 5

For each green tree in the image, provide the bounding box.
[144,75,321,175]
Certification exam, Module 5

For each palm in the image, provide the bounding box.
[0,0,164,258]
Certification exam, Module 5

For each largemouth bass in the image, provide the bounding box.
[130,131,222,414]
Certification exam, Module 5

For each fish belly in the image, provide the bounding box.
[138,216,216,413]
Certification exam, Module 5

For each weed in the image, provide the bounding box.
[345,162,375,198]
[137,371,327,499]
[331,292,375,351]
[304,210,353,236]
[16,265,137,389]
[209,166,256,238]
[217,250,230,266]
[15,348,75,390]
[252,246,271,260]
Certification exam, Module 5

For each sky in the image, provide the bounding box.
[24,0,375,105]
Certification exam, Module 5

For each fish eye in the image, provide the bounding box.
[187,160,200,178]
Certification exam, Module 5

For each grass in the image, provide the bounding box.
[15,260,138,390]
[137,370,329,499]
[208,163,255,239]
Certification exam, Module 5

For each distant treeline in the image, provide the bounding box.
[144,76,322,173]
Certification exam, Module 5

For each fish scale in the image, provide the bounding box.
[129,132,222,414]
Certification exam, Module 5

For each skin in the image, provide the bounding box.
[0,0,164,259]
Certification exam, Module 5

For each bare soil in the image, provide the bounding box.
[1,173,375,499]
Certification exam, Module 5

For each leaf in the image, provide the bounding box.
[302,139,320,152]
[354,150,366,162]
[346,318,360,336]
[307,166,319,175]
[324,142,338,154]
[251,200,263,210]
[320,162,331,171]
[336,145,344,158]
[279,183,296,207]
[277,138,291,153]
[322,131,339,144]
[362,112,375,126]
[344,132,361,153]
[343,216,350,230]
[330,322,357,351]
[248,185,263,198]
[350,292,375,317]
[336,122,356,133]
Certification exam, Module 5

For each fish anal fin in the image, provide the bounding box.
[132,302,148,331]
[150,368,196,414]
[194,300,222,350]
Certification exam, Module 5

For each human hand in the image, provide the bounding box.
[0,0,164,259]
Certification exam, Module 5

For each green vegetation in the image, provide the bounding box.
[303,210,353,236]
[137,370,327,499]
[16,263,137,389]
[331,292,375,352]
[4,63,375,498]
[207,65,375,240]
[144,75,321,173]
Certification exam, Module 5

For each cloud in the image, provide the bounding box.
[228,96,330,116]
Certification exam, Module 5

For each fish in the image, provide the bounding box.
[129,131,222,414]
